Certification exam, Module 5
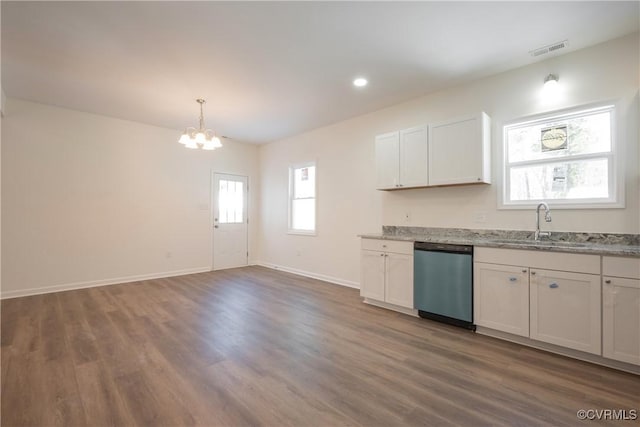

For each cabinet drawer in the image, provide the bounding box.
[475,247,600,275]
[603,256,640,279]
[361,239,413,255]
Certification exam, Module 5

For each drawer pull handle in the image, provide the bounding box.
[604,280,612,284]
[382,245,387,248]
[522,269,527,273]
[509,277,517,282]
[549,283,559,289]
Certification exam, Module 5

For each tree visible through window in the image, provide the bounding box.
[503,105,618,207]
[289,162,316,233]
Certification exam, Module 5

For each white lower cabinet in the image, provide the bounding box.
[530,269,601,355]
[602,256,640,366]
[474,263,529,337]
[474,247,604,357]
[360,239,413,309]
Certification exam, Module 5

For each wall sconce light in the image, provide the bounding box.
[541,73,561,102]
[544,74,559,89]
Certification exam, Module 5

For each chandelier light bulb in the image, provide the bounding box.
[178,132,190,145]
[195,132,206,144]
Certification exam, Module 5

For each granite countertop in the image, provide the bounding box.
[359,226,640,257]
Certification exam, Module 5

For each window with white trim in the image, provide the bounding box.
[503,104,620,208]
[288,162,316,234]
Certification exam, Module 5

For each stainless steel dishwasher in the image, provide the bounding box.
[413,242,474,330]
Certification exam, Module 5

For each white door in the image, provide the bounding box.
[213,173,248,270]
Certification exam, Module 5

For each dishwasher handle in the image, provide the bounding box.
[414,241,473,254]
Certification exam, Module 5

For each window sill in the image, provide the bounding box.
[499,201,625,210]
[287,230,317,236]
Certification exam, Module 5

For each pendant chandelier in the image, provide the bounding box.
[178,99,223,150]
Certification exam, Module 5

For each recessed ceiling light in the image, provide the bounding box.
[353,77,368,87]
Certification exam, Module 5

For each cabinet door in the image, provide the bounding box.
[399,126,428,188]
[530,269,601,354]
[603,277,640,365]
[428,113,490,186]
[360,250,386,301]
[375,132,400,190]
[474,263,529,337]
[385,252,414,308]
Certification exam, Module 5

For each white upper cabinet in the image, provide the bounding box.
[428,112,491,186]
[375,126,428,190]
[399,126,429,188]
[375,113,490,190]
[375,131,400,190]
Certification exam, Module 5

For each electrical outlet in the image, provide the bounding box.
[404,212,411,223]
[166,251,172,259]
[473,211,488,223]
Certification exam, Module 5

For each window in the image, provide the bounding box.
[502,104,621,208]
[289,162,316,234]
[218,179,244,224]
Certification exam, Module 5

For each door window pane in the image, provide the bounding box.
[218,179,244,224]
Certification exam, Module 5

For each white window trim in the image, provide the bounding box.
[288,161,317,236]
[498,101,625,210]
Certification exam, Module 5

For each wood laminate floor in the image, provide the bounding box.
[1,266,639,426]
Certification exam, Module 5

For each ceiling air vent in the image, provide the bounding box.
[530,40,569,57]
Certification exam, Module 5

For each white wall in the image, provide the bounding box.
[258,33,640,286]
[1,99,260,298]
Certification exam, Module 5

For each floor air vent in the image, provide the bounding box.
[530,40,569,57]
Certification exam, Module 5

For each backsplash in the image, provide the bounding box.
[382,226,640,246]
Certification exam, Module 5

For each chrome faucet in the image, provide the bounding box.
[535,202,552,240]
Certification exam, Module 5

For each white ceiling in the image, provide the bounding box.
[2,1,638,144]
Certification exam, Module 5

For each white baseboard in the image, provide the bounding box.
[0,267,211,299]
[363,298,419,317]
[254,261,359,289]
[476,326,640,375]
